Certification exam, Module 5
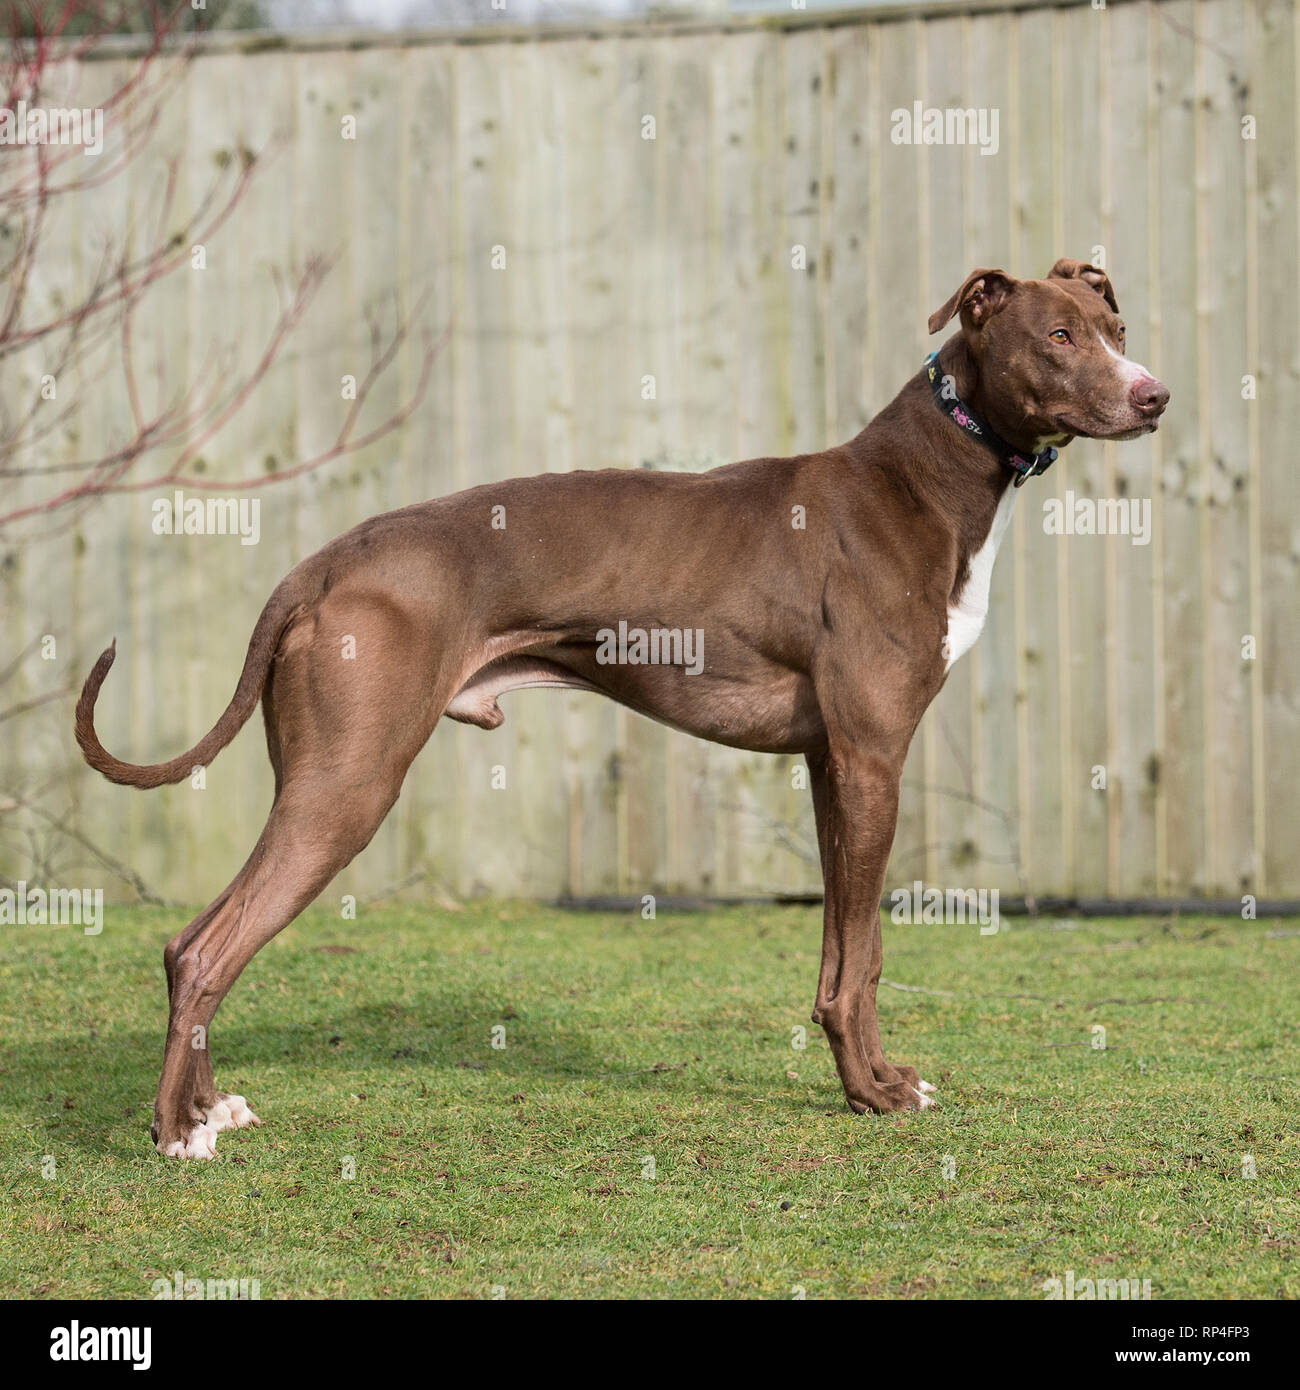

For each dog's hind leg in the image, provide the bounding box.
[152,588,454,1157]
[176,701,296,1140]
[159,886,245,1145]
[153,775,408,1157]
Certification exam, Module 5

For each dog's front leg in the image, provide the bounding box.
[808,749,933,1114]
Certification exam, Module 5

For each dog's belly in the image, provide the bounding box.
[446,643,823,755]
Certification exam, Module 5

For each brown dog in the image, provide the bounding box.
[77,258,1168,1158]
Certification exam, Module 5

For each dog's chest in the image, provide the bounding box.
[945,486,1018,670]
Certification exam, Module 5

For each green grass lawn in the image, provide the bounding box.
[1,902,1297,1299]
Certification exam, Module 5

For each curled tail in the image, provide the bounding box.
[75,578,310,789]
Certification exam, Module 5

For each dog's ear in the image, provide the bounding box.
[928,269,1018,334]
[1047,257,1119,313]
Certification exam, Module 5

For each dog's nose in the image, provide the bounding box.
[1132,376,1170,416]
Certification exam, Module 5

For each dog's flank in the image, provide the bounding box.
[75,258,1167,1158]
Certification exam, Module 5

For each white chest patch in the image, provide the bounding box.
[945,485,1018,670]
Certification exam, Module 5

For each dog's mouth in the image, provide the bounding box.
[1103,422,1159,441]
[1056,416,1161,442]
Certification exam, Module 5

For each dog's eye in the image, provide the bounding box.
[1049,329,1071,345]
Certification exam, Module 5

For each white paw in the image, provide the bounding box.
[203,1098,234,1132]
[158,1121,218,1160]
[223,1094,261,1129]
[203,1094,260,1133]
[910,1086,935,1110]
[918,1079,937,1095]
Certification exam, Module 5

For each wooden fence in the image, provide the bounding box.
[3,0,1296,905]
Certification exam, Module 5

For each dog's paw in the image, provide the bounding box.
[910,1081,938,1110]
[157,1121,219,1160]
[204,1093,261,1133]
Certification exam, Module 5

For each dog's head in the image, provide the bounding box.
[928,259,1169,444]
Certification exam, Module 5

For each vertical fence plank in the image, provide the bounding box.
[965,9,1022,895]
[621,35,673,899]
[1104,0,1161,896]
[1254,0,1300,892]
[873,17,929,888]
[1011,4,1068,893]
[924,16,976,898]
[400,40,463,900]
[559,36,628,896]
[1155,0,1208,895]
[1058,4,1111,893]
[1198,0,1255,896]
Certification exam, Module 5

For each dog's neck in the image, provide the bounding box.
[844,356,1007,501]
[936,336,1071,459]
[841,348,1032,605]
